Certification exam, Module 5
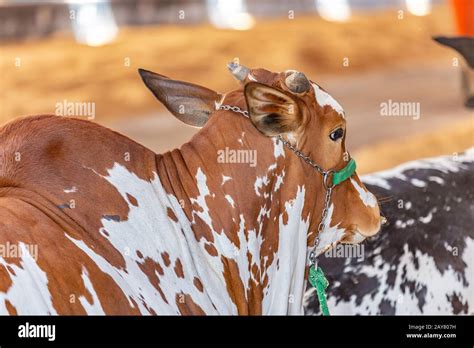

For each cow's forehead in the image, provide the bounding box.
[310,83,345,118]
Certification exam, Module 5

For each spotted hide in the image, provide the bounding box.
[0,65,381,315]
[305,149,474,315]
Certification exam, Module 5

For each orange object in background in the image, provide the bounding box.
[452,0,474,35]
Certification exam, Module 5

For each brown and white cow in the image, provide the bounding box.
[0,63,380,315]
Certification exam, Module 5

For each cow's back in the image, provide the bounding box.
[0,115,237,315]
[0,115,158,189]
[0,115,159,237]
[0,115,159,314]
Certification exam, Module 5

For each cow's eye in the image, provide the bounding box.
[330,128,344,141]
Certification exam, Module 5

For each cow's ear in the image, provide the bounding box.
[139,68,222,127]
[433,37,474,69]
[244,82,302,136]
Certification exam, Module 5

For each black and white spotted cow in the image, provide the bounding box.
[305,148,474,315]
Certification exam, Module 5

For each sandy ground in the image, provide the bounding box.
[0,5,455,124]
[103,60,473,173]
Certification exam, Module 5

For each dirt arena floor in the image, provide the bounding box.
[1,4,472,173]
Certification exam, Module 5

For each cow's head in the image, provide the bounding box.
[138,63,381,253]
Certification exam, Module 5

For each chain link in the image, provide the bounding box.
[276,136,326,176]
[219,104,249,116]
[219,104,333,266]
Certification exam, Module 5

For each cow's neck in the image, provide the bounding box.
[155,109,324,314]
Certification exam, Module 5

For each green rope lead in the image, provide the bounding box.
[308,265,330,316]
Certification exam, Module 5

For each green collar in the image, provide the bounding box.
[332,158,357,186]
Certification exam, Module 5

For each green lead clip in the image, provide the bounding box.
[332,158,356,186]
[308,265,330,316]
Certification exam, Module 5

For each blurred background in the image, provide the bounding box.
[0,0,472,173]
